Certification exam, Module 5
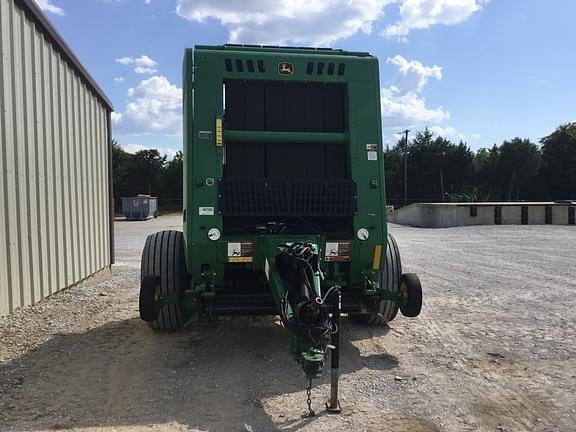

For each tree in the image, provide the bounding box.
[539,123,576,199]
[384,128,475,203]
[112,142,184,212]
[439,139,475,199]
[498,138,541,201]
[384,145,404,204]
[111,140,134,207]
[162,151,184,200]
[473,145,501,200]
[132,149,166,195]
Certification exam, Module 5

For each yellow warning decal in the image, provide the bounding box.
[228,256,253,263]
[373,244,383,270]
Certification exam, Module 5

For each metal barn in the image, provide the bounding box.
[0,0,114,316]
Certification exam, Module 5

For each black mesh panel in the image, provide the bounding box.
[219,178,357,217]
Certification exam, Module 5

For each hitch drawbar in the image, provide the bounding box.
[271,242,336,378]
[264,240,342,415]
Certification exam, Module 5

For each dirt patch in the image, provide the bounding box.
[1,216,575,431]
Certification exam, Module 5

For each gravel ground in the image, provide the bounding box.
[0,215,575,432]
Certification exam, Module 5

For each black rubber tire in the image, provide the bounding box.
[350,233,402,325]
[140,230,187,330]
[399,273,422,318]
[378,233,402,321]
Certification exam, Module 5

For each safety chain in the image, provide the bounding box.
[303,378,316,418]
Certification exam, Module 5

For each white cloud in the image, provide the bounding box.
[175,0,396,45]
[384,126,476,147]
[134,55,157,68]
[429,125,466,141]
[381,55,448,127]
[115,57,133,65]
[34,0,65,15]
[111,112,123,123]
[134,66,158,75]
[386,55,442,93]
[381,86,449,126]
[113,75,182,135]
[384,0,489,39]
[114,77,125,82]
[122,144,148,153]
[175,0,489,44]
[122,144,179,160]
[116,55,158,75]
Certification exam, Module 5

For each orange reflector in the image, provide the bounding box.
[373,244,383,270]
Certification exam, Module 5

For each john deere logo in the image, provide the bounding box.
[278,62,294,75]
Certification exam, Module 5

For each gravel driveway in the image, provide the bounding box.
[0,215,574,432]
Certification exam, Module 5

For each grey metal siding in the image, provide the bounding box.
[0,0,112,316]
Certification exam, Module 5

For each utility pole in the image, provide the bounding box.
[440,167,445,201]
[440,151,445,202]
[403,129,410,206]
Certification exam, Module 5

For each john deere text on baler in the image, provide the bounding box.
[139,45,422,414]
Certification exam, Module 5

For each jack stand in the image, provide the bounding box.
[326,288,342,414]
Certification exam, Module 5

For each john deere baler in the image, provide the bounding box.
[139,44,422,413]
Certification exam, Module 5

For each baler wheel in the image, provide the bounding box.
[140,230,187,330]
[350,233,402,326]
[399,273,422,318]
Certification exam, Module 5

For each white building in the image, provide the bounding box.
[0,0,114,316]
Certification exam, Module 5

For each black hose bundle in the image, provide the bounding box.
[276,243,337,346]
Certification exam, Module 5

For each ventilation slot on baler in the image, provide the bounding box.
[225,59,266,73]
[306,62,345,76]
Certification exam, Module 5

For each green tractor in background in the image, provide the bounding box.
[446,192,478,203]
[139,45,422,414]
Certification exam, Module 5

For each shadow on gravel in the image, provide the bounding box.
[0,316,398,431]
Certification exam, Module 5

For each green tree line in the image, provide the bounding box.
[112,142,183,211]
[112,122,576,210]
[385,122,576,205]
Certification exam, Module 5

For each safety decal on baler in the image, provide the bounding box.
[366,144,378,161]
[325,242,352,262]
[228,242,254,263]
[198,207,214,215]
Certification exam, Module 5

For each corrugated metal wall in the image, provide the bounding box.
[0,0,111,316]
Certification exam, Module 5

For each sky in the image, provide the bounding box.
[35,0,576,159]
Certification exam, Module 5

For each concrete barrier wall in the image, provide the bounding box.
[465,206,496,226]
[529,206,545,224]
[502,206,521,224]
[389,203,576,228]
[553,206,571,225]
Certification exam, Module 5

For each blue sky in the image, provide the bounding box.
[36,0,576,158]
